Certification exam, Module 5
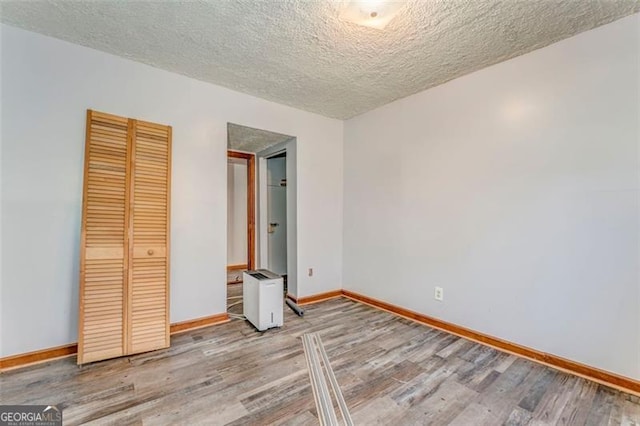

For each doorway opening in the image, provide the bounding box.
[256,140,297,301]
[226,123,297,318]
[227,150,255,285]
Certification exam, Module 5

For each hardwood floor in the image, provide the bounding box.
[227,271,243,285]
[227,283,243,316]
[1,298,638,425]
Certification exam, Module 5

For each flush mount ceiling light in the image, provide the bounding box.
[337,0,406,30]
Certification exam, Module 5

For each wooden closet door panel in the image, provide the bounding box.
[128,120,171,354]
[78,110,131,364]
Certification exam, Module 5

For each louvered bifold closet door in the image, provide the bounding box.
[78,110,131,364]
[128,120,171,354]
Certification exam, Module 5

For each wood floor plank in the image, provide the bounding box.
[586,386,617,426]
[350,396,403,425]
[556,379,598,425]
[619,398,640,425]
[448,401,501,425]
[518,369,559,412]
[529,373,581,425]
[505,406,534,425]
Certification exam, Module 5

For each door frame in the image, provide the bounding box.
[257,139,297,298]
[228,150,256,270]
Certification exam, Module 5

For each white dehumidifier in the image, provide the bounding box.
[242,269,283,331]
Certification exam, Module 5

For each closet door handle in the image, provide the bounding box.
[147,249,154,256]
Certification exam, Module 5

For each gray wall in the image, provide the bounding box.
[343,14,639,379]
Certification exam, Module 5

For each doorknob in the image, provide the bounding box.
[147,249,154,255]
[268,223,279,234]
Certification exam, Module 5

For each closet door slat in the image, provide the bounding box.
[78,110,131,364]
[127,120,171,355]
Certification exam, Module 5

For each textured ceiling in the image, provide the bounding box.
[2,1,639,119]
[228,123,294,153]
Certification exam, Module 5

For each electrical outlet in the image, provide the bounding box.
[308,268,313,277]
[434,286,444,301]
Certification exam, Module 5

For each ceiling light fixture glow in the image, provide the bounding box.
[338,0,405,30]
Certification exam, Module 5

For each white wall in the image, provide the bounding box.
[0,24,343,357]
[343,14,640,379]
[227,159,247,266]
[0,28,4,358]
